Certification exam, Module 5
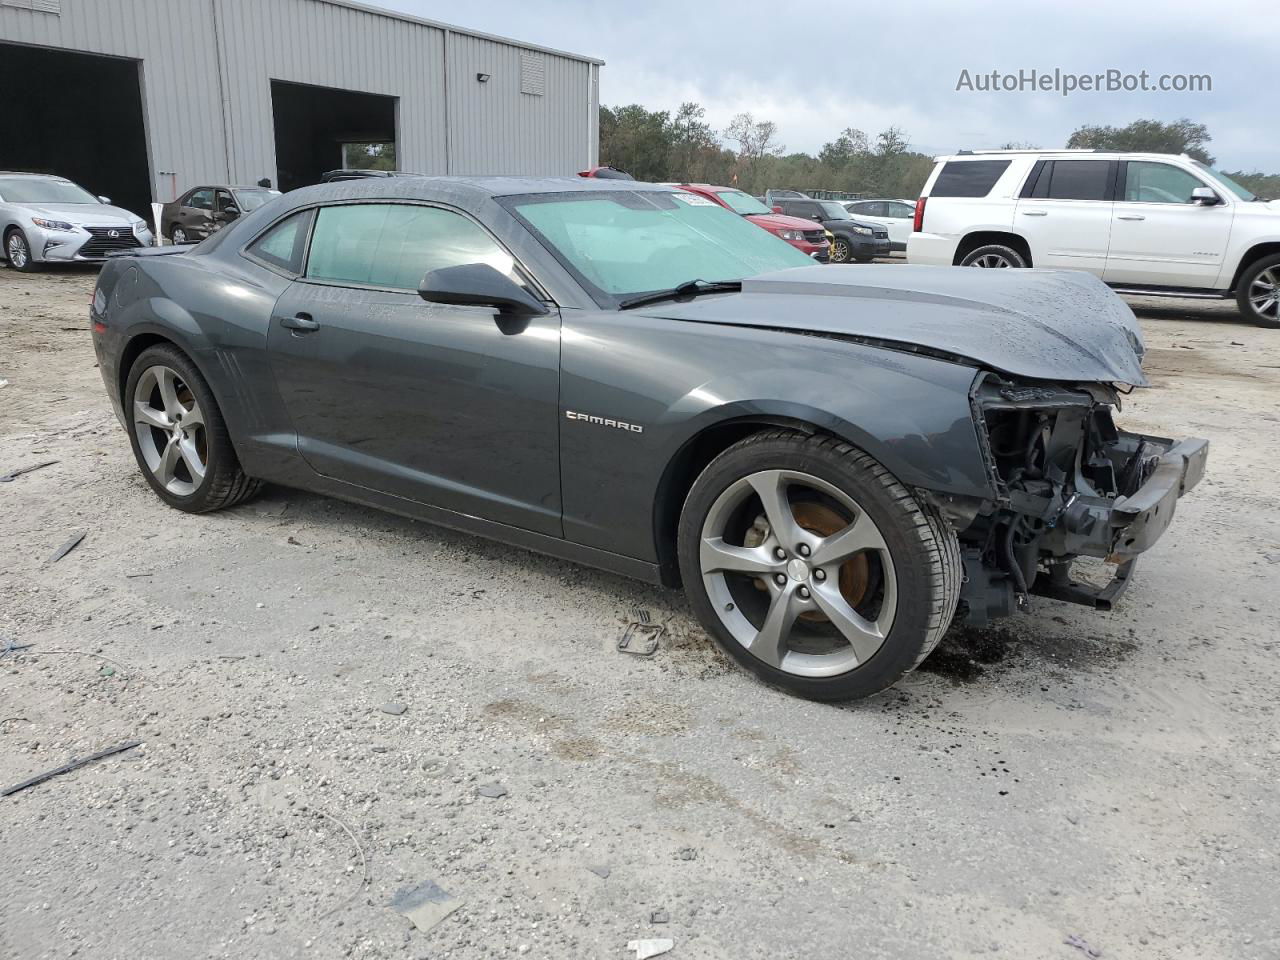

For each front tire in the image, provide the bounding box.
[124,344,262,512]
[5,229,39,272]
[170,226,190,245]
[829,237,852,264]
[959,243,1028,268]
[677,431,961,702]
[1236,254,1280,328]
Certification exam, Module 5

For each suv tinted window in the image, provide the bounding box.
[1123,162,1205,204]
[931,160,1011,198]
[1041,160,1112,201]
[245,210,313,274]
[306,203,520,291]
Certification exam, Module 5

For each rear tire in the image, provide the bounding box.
[5,228,39,272]
[170,226,190,245]
[124,344,262,513]
[677,430,961,702]
[1236,254,1280,328]
[959,243,1028,268]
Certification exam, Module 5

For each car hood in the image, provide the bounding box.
[20,203,140,226]
[641,264,1148,386]
[745,212,826,232]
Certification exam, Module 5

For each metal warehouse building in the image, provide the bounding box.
[0,0,602,220]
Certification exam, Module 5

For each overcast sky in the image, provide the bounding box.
[381,0,1275,172]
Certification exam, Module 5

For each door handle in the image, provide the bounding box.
[1020,210,1048,217]
[279,313,319,332]
[1117,215,1146,221]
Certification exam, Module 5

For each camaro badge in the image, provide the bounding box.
[565,410,644,434]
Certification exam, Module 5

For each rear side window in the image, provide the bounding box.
[930,160,1011,198]
[245,210,313,274]
[1031,160,1113,201]
[305,203,520,291]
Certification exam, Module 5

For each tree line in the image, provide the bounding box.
[599,108,1278,200]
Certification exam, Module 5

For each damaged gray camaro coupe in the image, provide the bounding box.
[91,177,1208,701]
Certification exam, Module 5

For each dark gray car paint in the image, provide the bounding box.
[92,176,1147,585]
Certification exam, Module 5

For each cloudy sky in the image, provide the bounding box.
[381,0,1275,172]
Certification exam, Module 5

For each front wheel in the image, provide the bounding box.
[829,237,852,263]
[677,431,962,702]
[170,226,190,245]
[959,244,1028,268]
[5,229,39,272]
[125,344,262,512]
[1236,254,1280,328]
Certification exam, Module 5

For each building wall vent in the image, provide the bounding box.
[520,52,545,96]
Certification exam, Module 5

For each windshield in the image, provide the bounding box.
[716,189,772,215]
[232,188,278,211]
[817,201,851,219]
[1191,161,1258,201]
[507,191,813,302]
[0,177,99,204]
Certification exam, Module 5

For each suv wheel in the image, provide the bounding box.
[960,244,1027,268]
[677,430,961,702]
[1237,254,1280,328]
[125,345,262,512]
[829,238,852,263]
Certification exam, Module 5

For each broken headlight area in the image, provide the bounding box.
[953,374,1208,624]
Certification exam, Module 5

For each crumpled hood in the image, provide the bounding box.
[22,203,139,226]
[644,264,1148,386]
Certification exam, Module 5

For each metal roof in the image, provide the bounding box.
[312,0,605,65]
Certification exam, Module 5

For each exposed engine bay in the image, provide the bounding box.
[951,373,1209,624]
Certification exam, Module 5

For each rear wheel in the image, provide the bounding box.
[125,344,261,512]
[960,243,1028,268]
[1237,254,1280,328]
[5,229,39,272]
[170,225,190,245]
[677,431,961,702]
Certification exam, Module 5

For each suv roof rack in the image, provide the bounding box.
[961,148,1097,155]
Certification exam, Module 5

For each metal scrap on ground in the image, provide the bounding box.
[1,741,141,797]
[47,531,86,564]
[627,938,674,959]
[389,878,462,932]
[0,460,58,483]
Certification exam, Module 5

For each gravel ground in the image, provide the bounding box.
[1,264,1277,960]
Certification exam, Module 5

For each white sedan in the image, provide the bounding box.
[841,198,916,253]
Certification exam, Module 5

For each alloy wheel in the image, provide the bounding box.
[172,227,188,245]
[968,253,1013,268]
[698,469,897,678]
[1248,267,1279,321]
[132,365,208,496]
[832,239,850,262]
[7,233,28,269]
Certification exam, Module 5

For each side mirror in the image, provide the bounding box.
[222,205,240,219]
[811,213,824,222]
[1191,186,1221,206]
[771,205,783,214]
[418,263,549,316]
[98,196,112,204]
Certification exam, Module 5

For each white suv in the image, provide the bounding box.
[907,150,1280,327]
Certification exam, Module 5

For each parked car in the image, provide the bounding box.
[841,198,916,252]
[773,198,890,263]
[160,185,280,245]
[320,169,424,184]
[907,149,1280,327]
[1,172,153,271]
[675,183,830,259]
[90,177,1206,702]
[764,188,808,208]
[577,165,635,180]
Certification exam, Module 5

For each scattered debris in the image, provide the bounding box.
[0,635,34,659]
[627,938,674,959]
[586,864,611,879]
[389,878,462,932]
[618,611,664,657]
[380,701,407,716]
[650,909,669,924]
[47,531,86,564]
[2,740,141,797]
[677,847,697,861]
[0,460,58,483]
[287,536,303,546]
[476,782,508,799]
[99,666,116,678]
[1064,934,1103,958]
[314,808,370,918]
[1,717,30,728]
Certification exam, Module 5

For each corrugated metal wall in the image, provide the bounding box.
[0,0,598,203]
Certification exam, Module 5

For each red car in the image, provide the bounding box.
[675,183,830,260]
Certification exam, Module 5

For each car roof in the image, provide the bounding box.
[934,150,1199,163]
[0,172,72,181]
[288,176,680,203]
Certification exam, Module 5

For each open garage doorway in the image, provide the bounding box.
[271,80,398,192]
[0,43,152,220]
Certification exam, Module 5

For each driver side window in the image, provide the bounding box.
[1123,162,1205,204]
[305,203,523,292]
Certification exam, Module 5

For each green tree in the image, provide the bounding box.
[598,104,673,181]
[1066,118,1215,164]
